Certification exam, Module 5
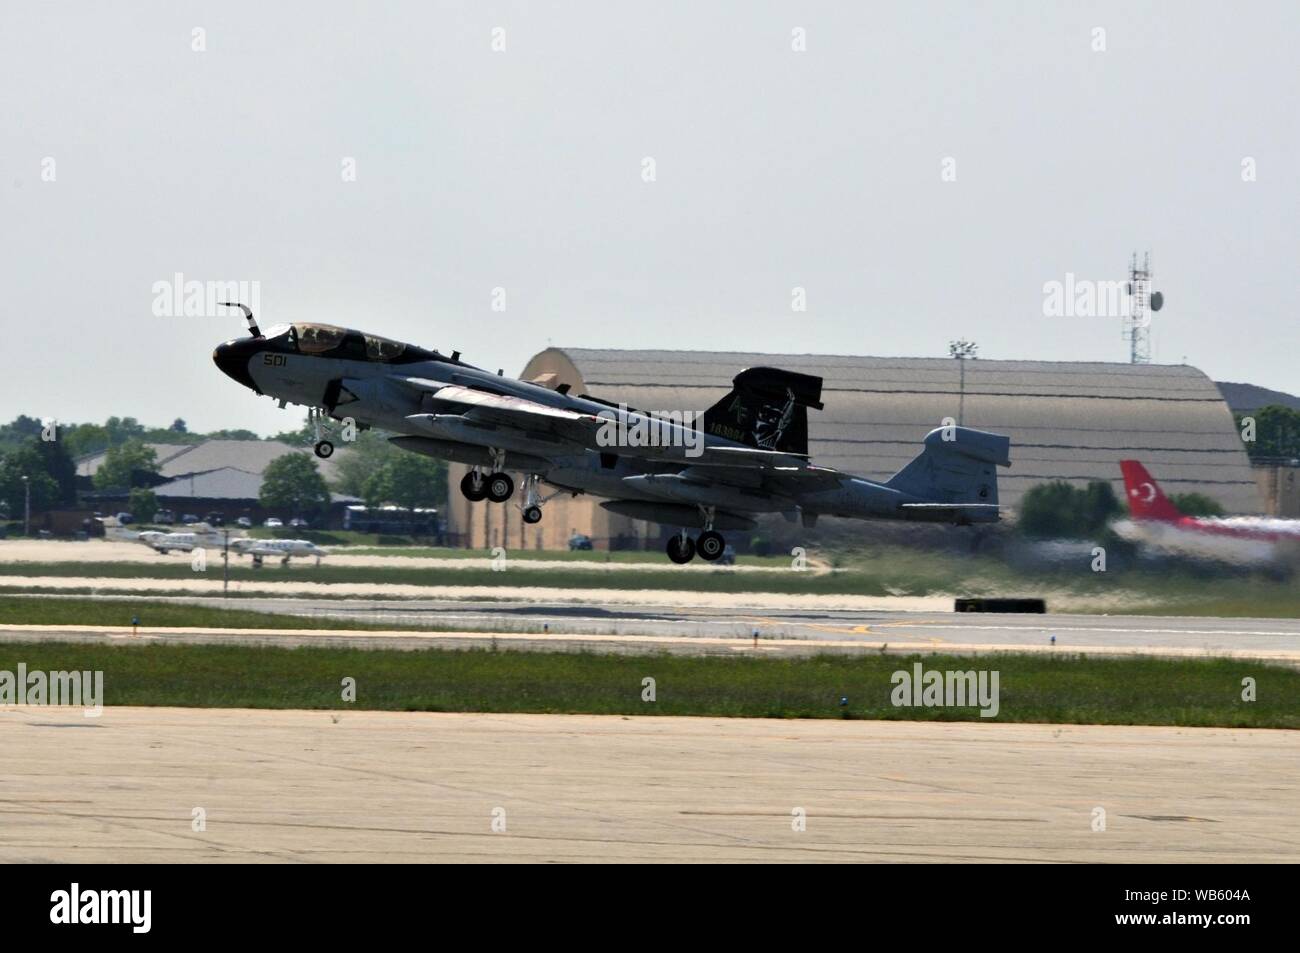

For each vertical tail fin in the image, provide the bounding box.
[702,367,824,455]
[1119,460,1183,521]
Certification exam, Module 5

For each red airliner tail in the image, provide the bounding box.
[1119,460,1184,521]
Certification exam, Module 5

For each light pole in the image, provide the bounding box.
[948,339,978,425]
[21,474,30,537]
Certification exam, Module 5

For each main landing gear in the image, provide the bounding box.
[459,451,516,505]
[459,469,514,503]
[460,465,555,525]
[665,507,726,564]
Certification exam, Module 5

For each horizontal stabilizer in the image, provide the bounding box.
[918,426,1011,467]
[885,425,1011,512]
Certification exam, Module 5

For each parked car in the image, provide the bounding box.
[154,509,175,525]
[235,516,252,528]
[289,517,310,528]
[264,517,283,528]
[181,514,200,525]
[568,533,593,551]
[115,512,134,525]
[204,511,225,527]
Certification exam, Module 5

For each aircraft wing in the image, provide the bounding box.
[398,381,601,425]
[392,378,604,446]
[391,377,815,469]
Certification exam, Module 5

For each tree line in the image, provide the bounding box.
[0,414,446,525]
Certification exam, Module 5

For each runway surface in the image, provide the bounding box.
[2,706,1295,863]
[0,539,810,574]
[4,593,1299,660]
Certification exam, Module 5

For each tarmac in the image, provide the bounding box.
[3,706,1296,863]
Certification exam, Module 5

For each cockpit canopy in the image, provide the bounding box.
[261,323,436,364]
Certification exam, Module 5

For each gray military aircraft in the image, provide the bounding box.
[213,305,1011,563]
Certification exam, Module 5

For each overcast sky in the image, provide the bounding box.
[3,1,1296,436]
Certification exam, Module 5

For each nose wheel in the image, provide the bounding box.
[313,440,334,458]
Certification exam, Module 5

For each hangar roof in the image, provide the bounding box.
[153,466,358,504]
[155,440,342,481]
[152,467,265,501]
[75,442,193,477]
[522,348,1262,513]
[77,439,343,482]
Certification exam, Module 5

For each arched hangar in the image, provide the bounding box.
[443,348,1259,550]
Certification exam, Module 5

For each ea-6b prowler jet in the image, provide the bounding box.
[212,305,1012,563]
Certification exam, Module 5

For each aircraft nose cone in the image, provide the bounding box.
[212,338,262,392]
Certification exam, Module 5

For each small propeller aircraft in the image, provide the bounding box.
[213,304,1012,562]
[229,536,327,567]
[135,522,226,554]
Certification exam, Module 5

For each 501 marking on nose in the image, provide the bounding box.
[263,354,289,367]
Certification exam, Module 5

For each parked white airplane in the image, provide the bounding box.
[98,515,139,542]
[135,522,233,555]
[229,537,327,567]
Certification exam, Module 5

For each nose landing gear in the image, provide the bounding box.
[309,407,335,458]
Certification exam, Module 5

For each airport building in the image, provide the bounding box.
[445,348,1262,551]
[75,439,358,526]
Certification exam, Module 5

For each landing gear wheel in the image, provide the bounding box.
[313,440,334,459]
[696,530,725,561]
[485,472,514,503]
[522,505,543,524]
[460,471,488,502]
[666,534,696,564]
